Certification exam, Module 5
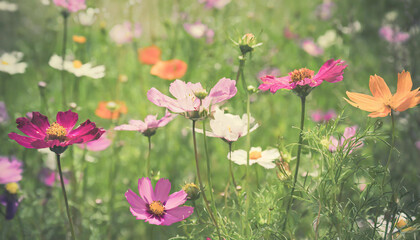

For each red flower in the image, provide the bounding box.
[8,110,104,154]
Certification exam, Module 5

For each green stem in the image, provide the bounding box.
[61,13,68,109]
[202,120,216,213]
[56,154,76,240]
[228,142,237,188]
[192,121,221,239]
[283,95,306,231]
[146,136,151,178]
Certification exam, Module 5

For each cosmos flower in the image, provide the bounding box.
[95,101,128,120]
[0,157,23,184]
[150,60,188,80]
[72,35,86,44]
[315,1,335,20]
[345,71,420,117]
[183,22,214,43]
[283,26,299,40]
[49,54,105,79]
[379,26,410,44]
[259,59,347,93]
[0,52,27,75]
[8,110,104,154]
[0,1,17,11]
[147,78,237,120]
[39,168,69,187]
[300,39,324,56]
[115,111,176,137]
[329,126,364,154]
[229,147,280,169]
[310,109,336,123]
[0,183,21,220]
[53,0,86,13]
[77,8,99,26]
[0,102,9,124]
[138,45,161,65]
[199,0,231,9]
[109,21,141,45]
[416,141,420,150]
[257,67,281,81]
[195,108,258,143]
[77,132,112,151]
[125,177,194,225]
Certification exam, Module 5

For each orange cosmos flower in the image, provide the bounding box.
[95,101,128,120]
[150,59,188,80]
[345,71,420,117]
[72,35,86,44]
[138,45,161,65]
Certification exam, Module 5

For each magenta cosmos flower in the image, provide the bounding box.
[53,0,86,13]
[115,111,176,137]
[147,78,237,120]
[8,110,105,154]
[259,59,347,94]
[125,177,194,225]
[311,109,337,123]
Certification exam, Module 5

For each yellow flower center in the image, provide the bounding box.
[249,150,262,160]
[46,122,68,141]
[149,201,165,216]
[73,60,83,69]
[5,182,19,194]
[228,126,232,133]
[1,60,8,65]
[396,216,408,229]
[290,68,314,82]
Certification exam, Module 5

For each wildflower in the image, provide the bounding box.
[0,52,27,74]
[0,1,17,11]
[138,45,161,65]
[72,35,86,44]
[77,8,98,26]
[199,0,231,9]
[317,30,342,49]
[310,109,336,123]
[0,157,23,220]
[184,22,214,43]
[182,183,200,201]
[329,126,364,154]
[53,0,86,13]
[125,177,194,225]
[315,1,335,20]
[229,147,280,169]
[195,108,258,143]
[8,110,104,154]
[300,39,324,56]
[379,25,410,43]
[345,71,420,117]
[0,102,9,124]
[416,141,420,150]
[259,59,347,96]
[109,21,141,45]
[39,168,69,187]
[49,54,105,79]
[283,26,299,40]
[115,111,175,137]
[257,67,281,81]
[150,59,188,80]
[95,101,127,120]
[77,132,112,151]
[147,78,237,120]
[234,33,263,56]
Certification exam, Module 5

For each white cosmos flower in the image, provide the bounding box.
[196,108,258,142]
[77,8,99,26]
[229,147,280,169]
[0,1,17,11]
[0,52,27,74]
[49,54,105,79]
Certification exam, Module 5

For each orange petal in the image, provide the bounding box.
[151,59,187,80]
[394,88,420,112]
[369,75,392,100]
[394,70,413,98]
[138,45,161,65]
[345,91,384,112]
[368,107,391,118]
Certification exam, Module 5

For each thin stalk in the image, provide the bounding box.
[202,121,216,211]
[56,154,76,240]
[283,95,306,231]
[61,13,69,108]
[192,121,221,239]
[146,136,151,178]
[228,142,237,187]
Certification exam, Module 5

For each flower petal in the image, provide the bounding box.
[147,88,185,113]
[130,207,150,220]
[154,178,171,203]
[138,177,154,203]
[56,110,78,132]
[313,59,347,83]
[16,117,45,139]
[345,92,384,112]
[125,189,147,210]
[31,112,50,134]
[229,149,248,165]
[394,70,413,98]
[162,206,194,225]
[256,160,276,169]
[369,75,392,100]
[165,190,187,210]
[8,132,38,148]
[204,78,237,107]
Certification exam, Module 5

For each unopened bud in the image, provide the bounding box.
[38,81,47,88]
[194,89,208,100]
[106,101,118,111]
[182,183,200,201]
[247,85,257,93]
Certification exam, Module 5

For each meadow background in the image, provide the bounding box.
[0,0,420,239]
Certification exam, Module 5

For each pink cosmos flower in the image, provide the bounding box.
[125,177,194,225]
[184,22,214,44]
[147,78,237,120]
[199,0,231,9]
[311,109,337,123]
[8,110,105,154]
[39,168,69,187]
[115,111,176,137]
[259,59,347,93]
[283,26,299,40]
[0,157,23,184]
[109,22,142,45]
[315,2,335,20]
[329,126,364,154]
[257,67,281,81]
[77,132,112,151]
[0,102,9,124]
[300,39,324,56]
[53,0,86,13]
[379,25,410,43]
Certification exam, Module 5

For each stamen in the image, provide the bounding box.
[249,150,262,160]
[290,68,314,82]
[1,61,9,65]
[73,60,83,69]
[149,201,165,216]
[5,182,19,194]
[46,122,68,141]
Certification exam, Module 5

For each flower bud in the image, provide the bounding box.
[194,89,208,100]
[182,183,200,201]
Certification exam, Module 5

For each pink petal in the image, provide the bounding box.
[313,59,347,83]
[154,179,171,203]
[8,133,39,149]
[125,189,147,210]
[130,207,150,220]
[157,111,176,128]
[30,112,50,134]
[203,78,237,108]
[16,117,46,139]
[329,136,339,152]
[56,110,78,132]
[165,190,187,210]
[138,177,154,203]
[343,126,357,140]
[147,88,185,113]
[145,216,164,225]
[162,206,194,225]
[68,120,96,138]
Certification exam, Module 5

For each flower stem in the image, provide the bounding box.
[146,136,151,178]
[202,120,217,214]
[61,13,69,109]
[283,95,306,231]
[228,142,237,188]
[192,121,221,239]
[56,154,76,240]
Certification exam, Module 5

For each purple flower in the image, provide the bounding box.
[259,59,347,93]
[109,22,142,45]
[0,101,9,124]
[8,110,105,154]
[125,177,194,225]
[379,25,410,43]
[315,2,335,20]
[0,157,23,184]
[199,0,231,9]
[147,78,237,120]
[311,109,337,123]
[300,39,324,56]
[53,0,86,13]
[0,192,20,220]
[115,111,176,137]
[329,126,364,154]
[77,132,112,151]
